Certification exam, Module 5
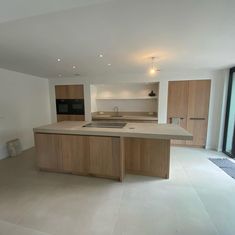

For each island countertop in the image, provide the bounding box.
[34,121,192,140]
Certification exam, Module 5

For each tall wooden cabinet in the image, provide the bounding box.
[167,80,211,147]
[55,85,85,122]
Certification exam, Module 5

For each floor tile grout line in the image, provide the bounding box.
[183,164,220,235]
[0,218,52,235]
[111,179,128,235]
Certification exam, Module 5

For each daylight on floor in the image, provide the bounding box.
[0,0,235,235]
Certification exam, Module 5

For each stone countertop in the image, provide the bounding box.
[92,114,158,121]
[34,121,193,140]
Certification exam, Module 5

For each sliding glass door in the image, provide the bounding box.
[223,67,235,158]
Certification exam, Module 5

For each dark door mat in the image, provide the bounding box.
[209,158,235,179]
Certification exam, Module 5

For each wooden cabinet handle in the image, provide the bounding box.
[189,117,205,120]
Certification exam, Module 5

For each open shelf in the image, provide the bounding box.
[96,97,158,100]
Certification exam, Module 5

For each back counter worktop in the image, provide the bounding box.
[34,121,192,181]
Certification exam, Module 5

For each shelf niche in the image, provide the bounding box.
[91,82,159,113]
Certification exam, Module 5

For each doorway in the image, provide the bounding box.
[223,67,235,158]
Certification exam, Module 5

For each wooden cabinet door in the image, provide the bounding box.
[186,119,208,147]
[55,85,84,99]
[167,81,189,145]
[57,115,85,122]
[67,85,84,99]
[187,80,211,119]
[59,135,74,172]
[70,135,89,174]
[55,85,71,99]
[186,80,211,147]
[35,134,88,173]
[34,133,61,170]
[125,138,170,179]
[89,136,120,178]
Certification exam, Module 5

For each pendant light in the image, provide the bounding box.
[149,57,160,75]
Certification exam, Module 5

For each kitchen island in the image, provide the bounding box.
[34,121,192,181]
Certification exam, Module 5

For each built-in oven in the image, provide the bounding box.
[56,99,85,115]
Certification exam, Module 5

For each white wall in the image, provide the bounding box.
[0,68,51,159]
[92,83,158,113]
[48,69,227,151]
[90,85,98,112]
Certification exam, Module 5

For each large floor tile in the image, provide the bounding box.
[0,147,235,235]
[0,220,51,235]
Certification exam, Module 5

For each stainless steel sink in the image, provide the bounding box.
[83,122,127,128]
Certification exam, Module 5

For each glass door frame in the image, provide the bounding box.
[223,67,235,158]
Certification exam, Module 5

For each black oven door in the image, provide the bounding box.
[70,99,85,115]
[56,99,70,114]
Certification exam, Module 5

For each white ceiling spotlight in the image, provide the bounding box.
[149,57,160,76]
[99,54,103,58]
[58,74,62,77]
[72,65,76,69]
[107,63,111,66]
[57,58,61,62]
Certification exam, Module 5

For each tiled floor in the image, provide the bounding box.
[0,147,235,235]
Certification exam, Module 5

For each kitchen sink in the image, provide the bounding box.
[83,122,127,128]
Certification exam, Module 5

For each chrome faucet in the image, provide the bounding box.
[113,106,119,117]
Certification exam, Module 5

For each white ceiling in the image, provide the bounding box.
[0,0,110,23]
[0,0,235,79]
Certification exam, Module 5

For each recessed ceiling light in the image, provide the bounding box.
[57,58,61,62]
[107,63,111,66]
[58,74,62,77]
[99,54,103,58]
[72,65,76,69]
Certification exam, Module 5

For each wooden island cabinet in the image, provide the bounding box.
[34,121,192,181]
[35,133,122,180]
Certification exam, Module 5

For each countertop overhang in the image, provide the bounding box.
[34,121,193,140]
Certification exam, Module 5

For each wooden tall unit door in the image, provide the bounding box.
[167,80,211,148]
[186,80,211,147]
[55,85,85,122]
[55,85,84,99]
[167,81,189,145]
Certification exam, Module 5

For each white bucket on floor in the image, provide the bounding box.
[6,139,22,157]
